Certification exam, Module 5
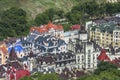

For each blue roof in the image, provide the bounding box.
[8,45,24,53]
[15,41,22,45]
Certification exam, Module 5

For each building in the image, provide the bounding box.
[36,51,76,74]
[59,67,85,80]
[64,30,79,44]
[67,26,101,70]
[36,55,55,74]
[21,33,67,55]
[30,22,64,39]
[75,42,100,70]
[89,16,120,48]
[0,45,9,64]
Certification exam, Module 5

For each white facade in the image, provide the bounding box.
[76,43,100,70]
[113,30,120,43]
[64,30,79,44]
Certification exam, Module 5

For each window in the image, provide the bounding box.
[88,64,90,68]
[88,50,91,54]
[78,56,80,62]
[21,54,22,57]
[116,36,118,38]
[6,56,8,59]
[116,32,118,35]
[82,55,84,62]
[115,43,118,45]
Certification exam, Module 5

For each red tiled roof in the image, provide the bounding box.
[7,68,30,80]
[15,69,30,80]
[30,26,38,32]
[38,26,48,33]
[97,49,110,61]
[30,22,63,33]
[46,22,63,30]
[70,25,81,30]
[30,26,48,33]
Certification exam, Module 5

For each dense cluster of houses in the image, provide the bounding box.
[0,16,120,79]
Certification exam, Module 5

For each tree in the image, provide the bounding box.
[28,72,60,80]
[0,7,29,40]
[34,8,65,26]
[78,70,120,80]
[94,61,118,75]
[20,76,33,80]
[39,73,59,80]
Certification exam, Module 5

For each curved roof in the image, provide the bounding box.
[8,45,23,53]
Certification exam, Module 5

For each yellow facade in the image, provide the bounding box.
[0,44,9,64]
[90,29,119,47]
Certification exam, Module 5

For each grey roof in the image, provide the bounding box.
[27,34,37,42]
[34,34,66,52]
[93,17,120,24]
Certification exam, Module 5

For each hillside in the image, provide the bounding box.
[1,0,111,19]
[0,0,79,19]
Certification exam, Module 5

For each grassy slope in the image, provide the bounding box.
[0,0,110,19]
[0,0,78,19]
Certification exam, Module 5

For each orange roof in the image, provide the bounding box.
[0,45,8,55]
[30,26,38,32]
[48,22,63,30]
[30,22,63,33]
[46,22,63,30]
[57,25,63,30]
[37,26,48,33]
[97,49,110,61]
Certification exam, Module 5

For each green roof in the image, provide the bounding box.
[91,22,119,34]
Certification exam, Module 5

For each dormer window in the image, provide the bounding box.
[21,54,22,57]
[6,56,8,59]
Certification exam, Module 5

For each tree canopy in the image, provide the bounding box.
[65,1,120,24]
[20,72,60,80]
[77,61,120,80]
[0,7,29,40]
[34,8,65,26]
[94,61,118,75]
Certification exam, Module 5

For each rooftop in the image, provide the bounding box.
[30,22,63,34]
[98,49,111,61]
[91,21,120,34]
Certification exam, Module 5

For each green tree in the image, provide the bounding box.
[35,8,64,26]
[39,73,59,80]
[20,76,33,80]
[0,7,29,40]
[94,61,118,75]
[29,72,60,80]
